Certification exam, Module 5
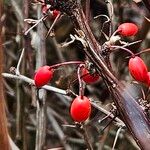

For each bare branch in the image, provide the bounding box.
[2,73,67,95]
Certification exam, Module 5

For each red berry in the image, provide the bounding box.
[118,23,138,36]
[81,68,99,84]
[128,56,148,82]
[52,10,60,19]
[145,72,150,86]
[70,96,91,122]
[42,4,51,14]
[34,66,53,88]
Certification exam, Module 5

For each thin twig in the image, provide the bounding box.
[105,0,114,37]
[94,14,110,40]
[24,15,48,35]
[90,101,124,126]
[50,61,84,69]
[98,112,113,123]
[77,64,84,97]
[52,37,66,62]
[16,48,25,75]
[46,13,61,38]
[47,148,64,150]
[59,34,76,47]
[111,45,135,56]
[135,48,150,56]
[2,73,67,95]
[15,80,22,144]
[47,108,71,150]
[114,40,142,51]
[80,124,93,150]
[112,126,124,150]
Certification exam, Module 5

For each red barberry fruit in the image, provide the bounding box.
[81,68,99,84]
[128,56,148,82]
[70,96,91,122]
[52,10,60,19]
[118,23,138,36]
[42,4,51,14]
[145,72,150,86]
[34,66,53,88]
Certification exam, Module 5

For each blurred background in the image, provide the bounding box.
[2,0,150,149]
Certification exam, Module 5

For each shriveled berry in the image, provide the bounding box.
[34,66,53,88]
[128,56,148,82]
[81,68,99,84]
[118,23,138,36]
[70,96,91,122]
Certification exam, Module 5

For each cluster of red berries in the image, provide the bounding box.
[115,23,150,85]
[34,65,99,122]
[128,56,150,85]
[34,22,141,123]
[34,65,100,87]
[41,3,60,18]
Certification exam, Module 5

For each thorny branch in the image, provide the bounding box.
[2,72,125,127]
[47,0,150,149]
[4,0,150,149]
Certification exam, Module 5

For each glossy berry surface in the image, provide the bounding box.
[81,68,99,84]
[128,56,148,82]
[34,66,53,88]
[70,96,91,122]
[118,23,138,36]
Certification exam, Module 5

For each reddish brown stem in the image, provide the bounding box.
[49,1,150,149]
[111,45,135,57]
[77,65,84,98]
[135,48,150,56]
[49,61,84,69]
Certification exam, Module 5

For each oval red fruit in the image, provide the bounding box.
[70,96,91,122]
[34,66,53,88]
[118,23,138,36]
[128,56,148,82]
[81,68,99,84]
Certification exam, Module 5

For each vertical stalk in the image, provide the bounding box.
[82,124,93,150]
[21,0,32,149]
[15,80,24,149]
[35,4,47,150]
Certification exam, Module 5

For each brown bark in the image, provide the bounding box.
[0,1,10,150]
